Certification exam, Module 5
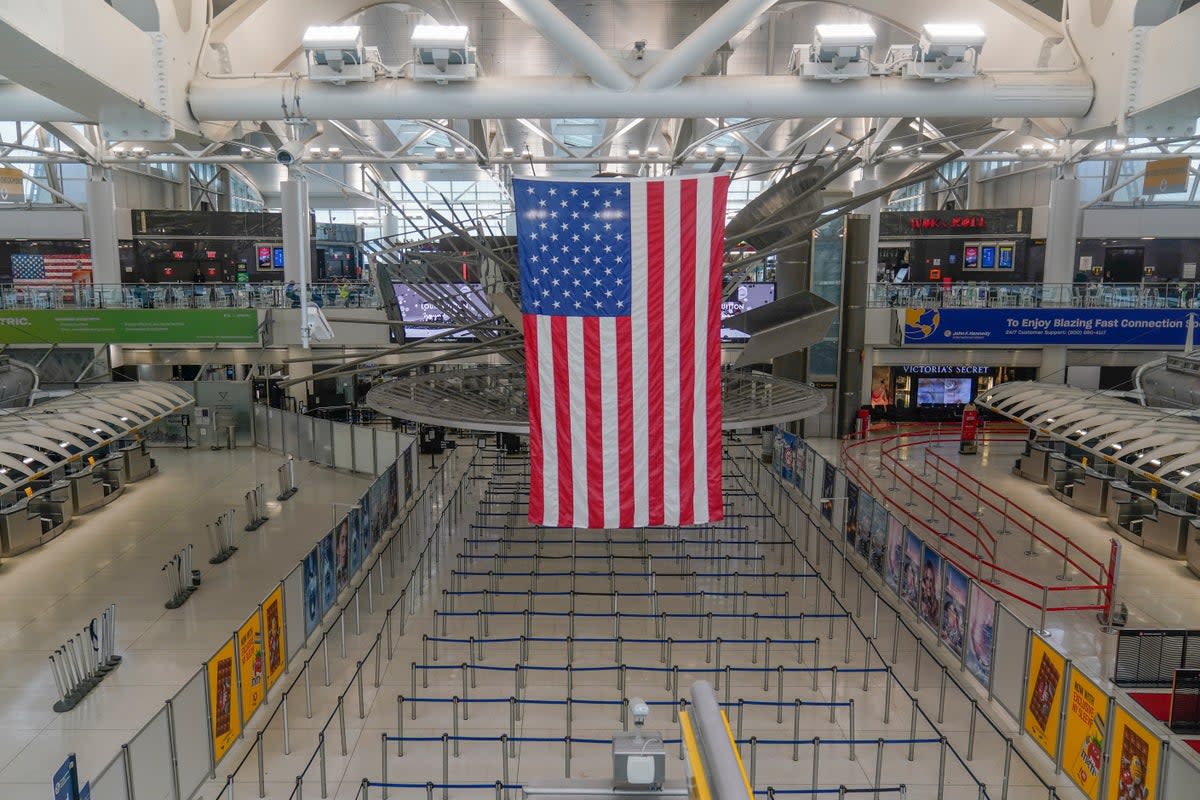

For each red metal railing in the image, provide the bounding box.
[838,423,1114,622]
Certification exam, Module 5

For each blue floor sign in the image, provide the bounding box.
[903,307,1197,346]
[53,754,79,800]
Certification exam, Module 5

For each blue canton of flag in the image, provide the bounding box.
[12,254,45,280]
[516,180,633,317]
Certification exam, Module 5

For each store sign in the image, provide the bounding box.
[0,309,259,344]
[1143,157,1190,195]
[0,167,24,203]
[909,215,987,231]
[880,208,1030,238]
[902,308,1195,347]
[897,365,992,376]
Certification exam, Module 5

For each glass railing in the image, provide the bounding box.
[0,282,384,310]
[867,282,1200,309]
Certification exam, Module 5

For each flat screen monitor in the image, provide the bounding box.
[998,245,1014,269]
[916,377,973,406]
[720,282,777,341]
[392,282,492,340]
[963,245,979,269]
[980,245,997,269]
[272,247,285,268]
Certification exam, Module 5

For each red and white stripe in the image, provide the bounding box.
[524,174,729,528]
[15,254,91,285]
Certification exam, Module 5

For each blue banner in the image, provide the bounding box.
[779,430,797,483]
[903,307,1196,346]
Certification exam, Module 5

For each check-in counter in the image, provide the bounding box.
[0,496,43,555]
[1015,439,1058,484]
[66,462,112,513]
[1107,482,1192,558]
[29,480,72,543]
[1187,519,1200,578]
[119,440,156,483]
[1045,453,1114,516]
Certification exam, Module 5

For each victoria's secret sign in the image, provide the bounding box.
[880,208,1030,238]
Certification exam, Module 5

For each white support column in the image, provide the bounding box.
[854,170,882,408]
[281,170,311,348]
[1041,167,1080,384]
[85,167,120,285]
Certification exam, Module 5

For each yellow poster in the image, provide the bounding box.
[237,610,265,721]
[1023,635,1067,759]
[263,585,286,690]
[207,637,241,764]
[1062,669,1108,800]
[1106,705,1161,800]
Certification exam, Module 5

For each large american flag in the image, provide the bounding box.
[515,174,729,528]
[12,254,90,286]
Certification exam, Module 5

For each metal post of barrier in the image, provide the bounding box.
[937,737,948,800]
[318,733,328,799]
[907,698,918,761]
[968,700,978,760]
[938,665,948,723]
[849,699,856,761]
[256,731,266,798]
[829,666,838,722]
[1039,587,1049,634]
[884,667,893,724]
[811,736,820,792]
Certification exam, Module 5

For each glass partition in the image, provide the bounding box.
[127,706,174,800]
[171,667,213,800]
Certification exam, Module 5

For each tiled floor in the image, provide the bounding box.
[209,448,1081,800]
[16,432,1199,800]
[0,446,369,798]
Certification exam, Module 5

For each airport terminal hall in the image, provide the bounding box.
[7,2,1200,800]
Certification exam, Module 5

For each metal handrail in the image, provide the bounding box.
[867,281,1200,309]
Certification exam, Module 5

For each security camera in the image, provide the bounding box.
[275,123,325,167]
[276,147,299,166]
[629,697,650,727]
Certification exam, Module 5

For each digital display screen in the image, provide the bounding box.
[963,246,979,268]
[392,282,493,340]
[980,246,997,269]
[257,246,272,268]
[273,247,285,268]
[916,378,973,406]
[998,245,1014,269]
[720,282,777,341]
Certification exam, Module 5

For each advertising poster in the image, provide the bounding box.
[820,461,835,521]
[361,486,375,555]
[1063,669,1108,800]
[0,308,260,344]
[207,637,241,765]
[919,548,943,630]
[965,583,996,687]
[1106,704,1160,800]
[940,563,968,657]
[370,475,385,545]
[335,517,350,593]
[319,533,336,615]
[349,506,365,577]
[901,530,921,611]
[302,546,320,636]
[387,463,400,524]
[1024,635,1068,759]
[780,430,796,483]
[855,494,873,558]
[403,447,414,500]
[772,429,785,477]
[885,516,903,591]
[792,439,806,490]
[262,585,286,690]
[237,610,264,721]
[845,481,860,549]
[868,501,888,574]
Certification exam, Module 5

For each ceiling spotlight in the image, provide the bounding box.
[627,148,641,158]
[1040,144,1055,152]
[695,146,710,159]
[111,145,128,158]
[411,24,477,83]
[888,144,902,152]
[824,145,835,153]
[501,146,514,158]
[1111,140,1127,152]
[520,147,531,158]
[907,23,986,80]
[645,146,660,157]
[792,23,875,81]
[453,146,466,158]
[130,146,148,159]
[713,146,728,157]
[434,147,448,159]
[302,25,371,85]
[240,147,252,158]
[327,146,342,159]
[309,146,323,158]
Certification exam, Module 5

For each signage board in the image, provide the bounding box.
[0,167,24,203]
[52,754,79,800]
[1142,157,1190,195]
[0,309,259,344]
[903,308,1196,347]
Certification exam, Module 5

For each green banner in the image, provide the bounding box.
[0,309,259,344]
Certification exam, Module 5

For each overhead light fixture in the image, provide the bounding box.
[309,146,324,158]
[627,148,641,158]
[240,147,253,158]
[1111,140,1127,152]
[111,145,128,158]
[434,147,448,159]
[888,144,902,152]
[1041,144,1055,152]
[695,146,710,159]
[303,25,372,85]
[791,23,876,81]
[21,457,33,464]
[824,145,836,153]
[326,146,342,159]
[130,146,148,159]
[501,146,514,158]
[411,24,477,83]
[906,23,985,81]
[453,146,466,158]
[713,146,728,157]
